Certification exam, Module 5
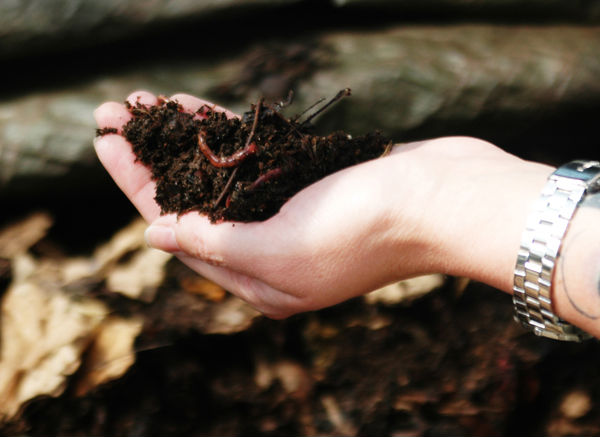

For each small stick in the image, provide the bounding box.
[266,103,306,139]
[380,141,394,157]
[292,97,325,122]
[245,98,263,148]
[301,88,352,126]
[214,167,239,208]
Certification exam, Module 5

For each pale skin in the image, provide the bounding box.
[94,90,600,339]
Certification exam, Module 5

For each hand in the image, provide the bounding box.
[94,91,553,319]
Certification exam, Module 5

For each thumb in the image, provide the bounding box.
[144,215,181,254]
[144,215,229,268]
[144,213,276,271]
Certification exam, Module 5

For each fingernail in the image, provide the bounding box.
[144,225,180,252]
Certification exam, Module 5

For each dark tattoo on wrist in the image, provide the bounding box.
[560,229,600,319]
[560,192,600,319]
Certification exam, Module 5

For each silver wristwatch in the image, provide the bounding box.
[513,160,600,341]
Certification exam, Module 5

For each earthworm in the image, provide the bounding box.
[197,131,258,168]
[198,99,262,169]
[248,168,284,191]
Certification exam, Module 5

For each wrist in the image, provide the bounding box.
[390,139,556,292]
[445,160,554,292]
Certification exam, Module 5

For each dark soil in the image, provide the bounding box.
[7,279,600,437]
[118,92,389,222]
[95,127,118,136]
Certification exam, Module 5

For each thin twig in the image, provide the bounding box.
[301,88,352,126]
[292,97,325,122]
[214,167,239,209]
[245,98,263,147]
[380,141,394,157]
[266,103,306,139]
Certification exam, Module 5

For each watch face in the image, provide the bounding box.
[553,160,600,185]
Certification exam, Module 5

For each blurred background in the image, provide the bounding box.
[1,1,600,436]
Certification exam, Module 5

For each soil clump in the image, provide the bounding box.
[117,91,390,222]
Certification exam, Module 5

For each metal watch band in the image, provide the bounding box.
[513,160,600,342]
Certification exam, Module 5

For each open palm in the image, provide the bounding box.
[94,91,550,318]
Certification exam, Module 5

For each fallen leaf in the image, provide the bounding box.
[559,389,592,419]
[0,257,10,285]
[0,280,108,420]
[75,316,144,397]
[206,296,261,334]
[0,217,166,423]
[0,212,52,258]
[106,248,172,301]
[254,359,313,400]
[364,274,445,306]
[453,277,471,296]
[321,394,357,436]
[91,218,149,276]
[438,398,481,416]
[180,276,227,302]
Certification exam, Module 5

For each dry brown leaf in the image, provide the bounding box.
[0,280,108,420]
[95,218,172,300]
[16,218,153,289]
[0,212,52,258]
[393,390,436,411]
[559,389,592,419]
[364,274,445,306]
[180,276,227,302]
[205,296,261,334]
[10,253,37,283]
[254,359,313,399]
[0,257,10,282]
[438,398,481,416]
[91,218,149,276]
[106,248,172,301]
[321,394,357,436]
[453,276,471,296]
[75,316,144,397]
[0,217,164,423]
[45,217,171,301]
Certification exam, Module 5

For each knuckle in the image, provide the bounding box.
[181,230,226,267]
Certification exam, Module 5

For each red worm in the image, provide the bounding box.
[198,131,258,168]
[248,168,283,190]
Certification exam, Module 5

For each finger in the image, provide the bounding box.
[145,212,284,273]
[95,91,241,226]
[126,90,157,108]
[93,91,158,131]
[93,102,131,133]
[169,93,239,119]
[93,134,161,221]
[94,90,161,221]
[144,218,302,317]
